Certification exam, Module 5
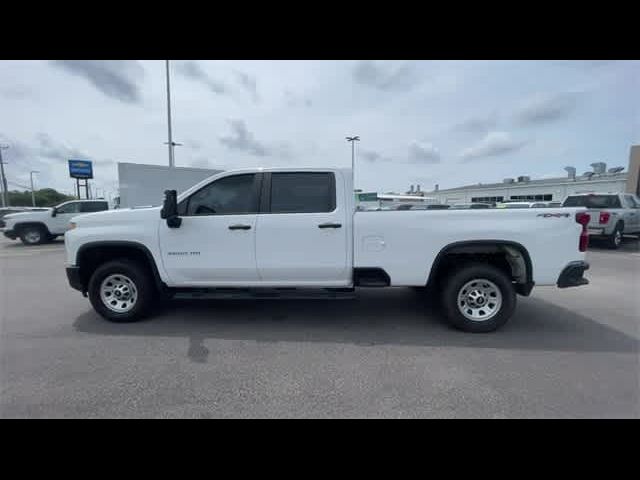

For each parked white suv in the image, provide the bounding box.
[1,199,109,245]
[562,193,640,249]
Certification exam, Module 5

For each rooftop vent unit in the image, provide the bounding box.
[590,162,607,174]
[608,166,624,174]
[517,176,530,182]
[564,166,576,179]
[503,178,515,184]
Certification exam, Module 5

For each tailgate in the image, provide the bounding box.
[584,209,606,234]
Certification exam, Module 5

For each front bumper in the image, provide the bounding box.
[557,261,590,288]
[2,229,17,240]
[66,266,85,293]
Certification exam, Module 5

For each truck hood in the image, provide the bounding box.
[71,206,160,226]
[3,209,53,222]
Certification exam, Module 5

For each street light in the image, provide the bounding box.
[30,171,39,206]
[165,60,182,168]
[346,136,360,190]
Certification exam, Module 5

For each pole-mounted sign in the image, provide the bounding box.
[68,159,93,179]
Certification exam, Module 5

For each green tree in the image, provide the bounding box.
[7,188,76,207]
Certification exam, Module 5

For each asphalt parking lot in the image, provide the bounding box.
[1,236,638,418]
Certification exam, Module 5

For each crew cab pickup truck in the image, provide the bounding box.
[64,168,591,333]
[2,199,109,245]
[562,193,640,249]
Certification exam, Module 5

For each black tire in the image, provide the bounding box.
[441,263,516,333]
[19,225,47,246]
[87,259,155,323]
[605,223,623,250]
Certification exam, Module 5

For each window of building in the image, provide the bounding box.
[471,196,503,203]
[509,194,553,201]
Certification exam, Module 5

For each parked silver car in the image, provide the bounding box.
[562,193,640,249]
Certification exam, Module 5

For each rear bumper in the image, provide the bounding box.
[66,266,85,293]
[557,261,590,288]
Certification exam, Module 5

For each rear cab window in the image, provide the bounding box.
[562,195,622,208]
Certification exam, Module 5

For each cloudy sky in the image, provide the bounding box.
[0,60,638,197]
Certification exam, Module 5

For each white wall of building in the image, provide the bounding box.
[118,163,222,208]
[430,176,628,205]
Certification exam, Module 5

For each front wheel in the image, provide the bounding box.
[87,259,154,322]
[441,263,516,333]
[19,225,47,245]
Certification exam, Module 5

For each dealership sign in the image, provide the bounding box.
[68,159,93,179]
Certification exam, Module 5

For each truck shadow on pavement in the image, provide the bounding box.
[0,239,65,249]
[72,288,639,363]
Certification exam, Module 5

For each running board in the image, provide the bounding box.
[172,287,356,300]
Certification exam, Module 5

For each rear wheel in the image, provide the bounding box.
[19,225,47,245]
[441,263,516,333]
[88,259,154,322]
[605,223,623,249]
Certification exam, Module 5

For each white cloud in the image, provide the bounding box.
[460,132,527,161]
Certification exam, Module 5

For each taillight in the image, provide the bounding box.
[599,211,610,224]
[576,212,590,252]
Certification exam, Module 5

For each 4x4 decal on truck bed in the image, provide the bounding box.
[537,213,571,218]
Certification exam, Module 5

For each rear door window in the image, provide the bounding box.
[269,172,335,213]
[80,202,109,213]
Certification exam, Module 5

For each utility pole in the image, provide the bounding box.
[30,170,39,206]
[0,144,9,207]
[345,136,360,191]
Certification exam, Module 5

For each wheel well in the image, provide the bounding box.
[427,241,533,295]
[77,243,164,292]
[14,222,50,235]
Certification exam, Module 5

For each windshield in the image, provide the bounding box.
[563,195,621,208]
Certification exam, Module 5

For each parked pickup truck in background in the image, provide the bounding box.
[562,193,640,249]
[1,199,109,245]
[64,167,591,333]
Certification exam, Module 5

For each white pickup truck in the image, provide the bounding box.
[562,193,640,249]
[64,167,591,332]
[2,199,110,245]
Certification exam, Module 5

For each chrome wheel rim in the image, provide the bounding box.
[25,230,41,243]
[100,274,138,313]
[457,278,502,322]
[614,230,621,246]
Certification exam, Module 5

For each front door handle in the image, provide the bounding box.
[318,222,342,229]
[228,224,251,230]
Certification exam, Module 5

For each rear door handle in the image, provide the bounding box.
[318,222,342,229]
[228,224,251,230]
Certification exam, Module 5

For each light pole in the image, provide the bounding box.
[345,136,360,190]
[164,60,183,167]
[0,144,9,207]
[30,170,39,206]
